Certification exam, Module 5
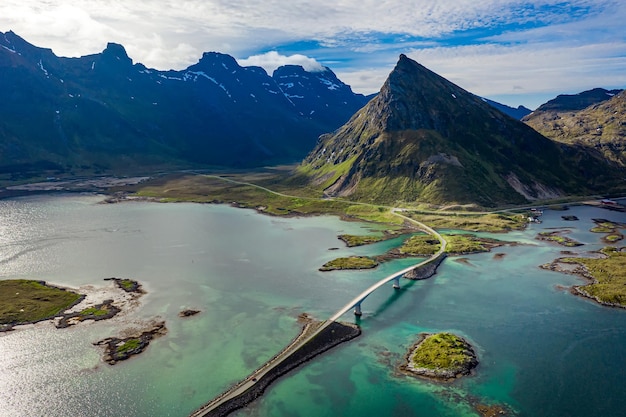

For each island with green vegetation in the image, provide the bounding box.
[542,247,626,308]
[536,230,583,247]
[104,277,144,294]
[94,321,167,365]
[319,256,379,271]
[321,232,509,271]
[338,228,412,247]
[400,332,478,380]
[590,219,625,244]
[391,233,508,257]
[56,299,121,328]
[0,279,84,332]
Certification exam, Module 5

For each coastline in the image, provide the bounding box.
[541,255,626,309]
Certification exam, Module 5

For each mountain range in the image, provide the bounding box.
[298,55,624,206]
[0,31,371,177]
[2,32,624,206]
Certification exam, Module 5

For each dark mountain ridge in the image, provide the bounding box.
[299,55,622,206]
[0,31,371,176]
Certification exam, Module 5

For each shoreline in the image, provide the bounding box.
[541,255,626,309]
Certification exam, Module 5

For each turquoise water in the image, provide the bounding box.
[1,195,625,417]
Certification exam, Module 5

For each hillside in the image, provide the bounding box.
[523,90,626,166]
[298,55,622,207]
[0,31,370,178]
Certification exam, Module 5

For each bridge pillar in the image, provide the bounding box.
[393,276,400,289]
[353,302,362,316]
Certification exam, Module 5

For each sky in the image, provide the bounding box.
[1,1,625,109]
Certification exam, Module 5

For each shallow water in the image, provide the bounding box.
[0,195,625,417]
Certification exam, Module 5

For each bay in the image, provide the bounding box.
[0,194,625,417]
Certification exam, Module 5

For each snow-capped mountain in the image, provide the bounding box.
[0,31,371,175]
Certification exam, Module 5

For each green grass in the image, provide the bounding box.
[79,306,110,317]
[127,172,535,233]
[605,234,624,243]
[339,234,387,247]
[563,247,626,306]
[320,256,379,271]
[398,233,505,256]
[119,279,136,291]
[117,338,141,354]
[411,333,474,370]
[0,280,82,325]
[537,231,583,247]
[405,212,527,232]
[591,222,619,233]
[399,234,442,255]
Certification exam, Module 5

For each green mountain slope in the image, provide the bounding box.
[523,91,626,166]
[298,55,622,207]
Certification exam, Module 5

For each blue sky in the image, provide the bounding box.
[1,1,625,109]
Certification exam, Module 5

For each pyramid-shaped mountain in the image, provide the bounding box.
[299,54,620,206]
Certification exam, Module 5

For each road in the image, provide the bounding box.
[190,187,448,416]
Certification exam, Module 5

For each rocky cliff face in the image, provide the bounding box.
[299,55,622,206]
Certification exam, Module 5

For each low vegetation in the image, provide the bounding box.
[117,338,141,354]
[404,212,527,233]
[404,332,479,379]
[591,220,621,234]
[80,306,110,317]
[536,231,583,247]
[397,233,506,256]
[0,280,83,328]
[564,247,626,307]
[319,256,378,271]
[122,173,532,231]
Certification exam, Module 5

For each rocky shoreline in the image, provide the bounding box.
[541,255,626,309]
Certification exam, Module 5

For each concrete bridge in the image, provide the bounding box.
[190,210,447,417]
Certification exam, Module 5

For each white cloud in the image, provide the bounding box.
[238,51,324,73]
[0,0,624,107]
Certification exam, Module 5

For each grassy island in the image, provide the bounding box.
[0,280,83,330]
[563,247,626,307]
[402,332,478,380]
[338,234,388,247]
[397,233,506,256]
[320,256,379,271]
[536,231,583,247]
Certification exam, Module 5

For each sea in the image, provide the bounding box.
[1,193,625,417]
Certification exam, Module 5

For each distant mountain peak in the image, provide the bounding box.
[196,51,240,70]
[101,42,132,65]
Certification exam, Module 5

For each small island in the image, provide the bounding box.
[321,232,511,271]
[0,279,84,332]
[400,332,478,381]
[536,230,583,247]
[319,256,379,271]
[542,247,626,308]
[94,321,167,365]
[590,219,624,244]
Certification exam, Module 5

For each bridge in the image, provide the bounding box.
[190,209,447,417]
